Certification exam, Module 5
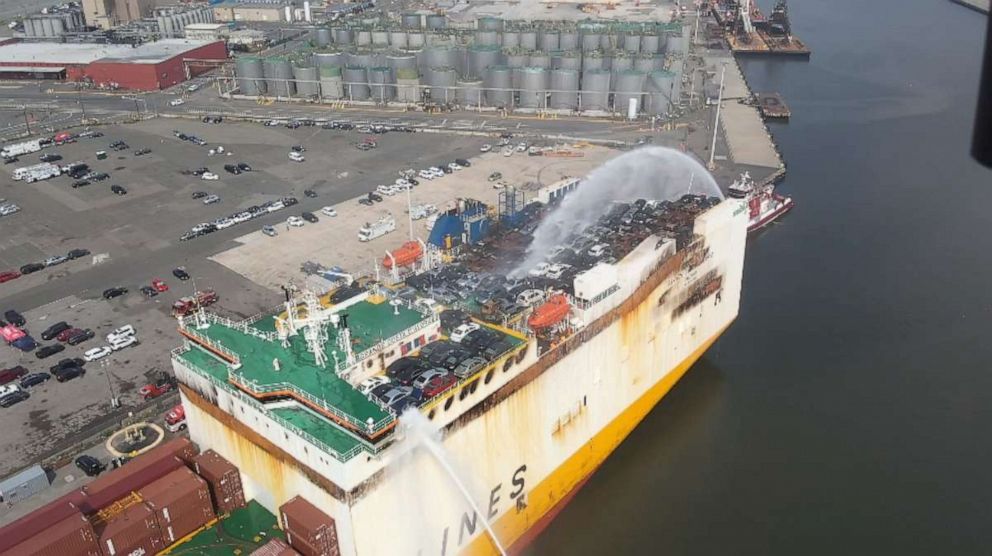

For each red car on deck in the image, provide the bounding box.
[422,373,458,398]
[151,279,169,292]
[57,327,83,342]
[0,271,20,284]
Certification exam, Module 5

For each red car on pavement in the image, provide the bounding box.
[57,327,83,342]
[422,374,458,398]
[151,279,169,292]
[0,271,20,284]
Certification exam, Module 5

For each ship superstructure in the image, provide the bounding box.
[173,186,748,555]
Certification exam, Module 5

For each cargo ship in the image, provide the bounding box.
[0,180,748,556]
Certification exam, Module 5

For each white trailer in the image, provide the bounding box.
[13,163,61,183]
[358,214,396,242]
[1,139,43,159]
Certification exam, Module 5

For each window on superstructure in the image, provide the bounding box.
[484,369,494,384]
[444,397,454,411]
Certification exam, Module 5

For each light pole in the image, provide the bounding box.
[102,360,120,408]
[708,63,727,171]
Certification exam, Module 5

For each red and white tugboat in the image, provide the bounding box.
[729,172,794,232]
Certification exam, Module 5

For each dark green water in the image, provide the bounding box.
[529,1,992,554]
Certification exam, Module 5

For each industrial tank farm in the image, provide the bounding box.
[225,15,686,116]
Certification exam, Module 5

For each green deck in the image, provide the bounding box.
[272,406,367,456]
[169,500,284,555]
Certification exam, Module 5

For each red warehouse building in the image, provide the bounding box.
[0,39,227,90]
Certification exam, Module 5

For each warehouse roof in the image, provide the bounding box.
[0,39,219,65]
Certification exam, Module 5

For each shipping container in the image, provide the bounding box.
[193,449,246,514]
[81,437,198,512]
[0,464,50,505]
[251,537,300,556]
[138,466,215,545]
[0,491,87,552]
[1,510,100,556]
[279,496,340,556]
[94,501,165,556]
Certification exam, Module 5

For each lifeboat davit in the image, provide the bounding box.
[383,240,423,269]
[528,294,570,330]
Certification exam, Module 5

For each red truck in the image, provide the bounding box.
[171,289,219,317]
[164,404,186,432]
[140,379,175,400]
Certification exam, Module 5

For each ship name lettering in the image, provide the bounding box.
[437,464,528,555]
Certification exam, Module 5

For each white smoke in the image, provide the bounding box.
[513,147,722,275]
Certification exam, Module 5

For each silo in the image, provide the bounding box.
[559,31,578,51]
[517,67,548,109]
[528,52,550,69]
[645,70,674,115]
[610,52,633,75]
[408,32,425,48]
[426,14,446,30]
[640,33,660,54]
[580,69,610,111]
[319,65,344,99]
[294,64,320,97]
[468,44,501,77]
[581,50,605,72]
[347,50,374,68]
[372,30,390,46]
[519,30,537,50]
[332,27,353,45]
[356,29,372,46]
[235,56,266,96]
[315,28,332,46]
[314,51,344,67]
[264,56,295,98]
[504,48,528,69]
[474,30,499,46]
[502,30,519,48]
[343,66,370,100]
[634,53,660,72]
[550,68,579,110]
[555,50,581,70]
[601,33,620,50]
[581,33,600,52]
[623,34,641,53]
[427,66,457,102]
[389,30,408,48]
[422,44,461,72]
[456,77,484,106]
[387,51,418,73]
[401,13,421,29]
[539,30,560,52]
[368,66,394,101]
[614,69,646,114]
[396,68,420,102]
[477,16,503,31]
[485,65,513,106]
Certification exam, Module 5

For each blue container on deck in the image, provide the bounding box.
[428,199,491,248]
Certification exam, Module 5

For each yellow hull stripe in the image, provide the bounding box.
[465,323,732,555]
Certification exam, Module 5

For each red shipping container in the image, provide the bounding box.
[81,438,198,512]
[94,501,165,556]
[279,496,340,556]
[193,449,246,514]
[138,466,215,545]
[0,492,87,553]
[0,510,100,556]
[251,538,300,556]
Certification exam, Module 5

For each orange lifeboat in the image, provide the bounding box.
[528,294,570,330]
[383,240,423,269]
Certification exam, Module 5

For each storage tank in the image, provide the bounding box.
[474,30,499,46]
[614,69,646,114]
[347,51,374,68]
[600,33,619,50]
[456,77,484,106]
[388,30,408,48]
[666,34,686,55]
[554,50,581,70]
[623,34,641,53]
[313,51,344,68]
[372,30,389,47]
[669,59,684,103]
[408,32,425,48]
[581,50,605,72]
[427,66,457,102]
[640,33,660,54]
[581,33,600,52]
[559,31,578,51]
[343,65,370,100]
[293,65,319,98]
[401,13,421,29]
[356,29,372,46]
[422,44,461,72]
[539,30,559,52]
[485,65,513,106]
[235,56,266,96]
[319,65,344,99]
[517,66,548,108]
[315,28,332,46]
[477,16,503,31]
[519,30,538,50]
[368,66,394,101]
[528,52,550,69]
[332,27,353,45]
[580,68,610,111]
[386,51,418,73]
[263,56,295,98]
[502,30,519,48]
[504,48,528,69]
[396,67,420,102]
[426,14,446,30]
[609,52,632,74]
[634,53,661,72]
[467,44,501,77]
[644,69,675,115]
[550,68,579,110]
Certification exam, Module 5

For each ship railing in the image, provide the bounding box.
[179,326,241,367]
[206,313,279,342]
[353,314,439,364]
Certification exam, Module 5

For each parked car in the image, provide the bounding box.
[50,358,85,374]
[321,206,337,217]
[201,172,219,180]
[54,366,85,382]
[0,366,28,385]
[0,271,20,283]
[301,212,318,223]
[151,278,168,292]
[111,185,127,195]
[0,389,29,408]
[56,327,83,342]
[4,310,25,326]
[39,153,61,162]
[20,262,45,274]
[44,255,68,267]
[140,285,157,298]
[223,164,241,175]
[67,248,90,259]
[358,375,391,395]
[84,346,112,362]
[287,216,305,227]
[203,194,220,205]
[41,321,70,341]
[262,225,277,237]
[103,287,128,299]
[191,191,208,199]
[304,189,317,198]
[134,148,151,156]
[74,455,104,476]
[67,329,95,345]
[35,344,65,359]
[237,163,252,172]
[20,372,51,389]
[173,268,190,280]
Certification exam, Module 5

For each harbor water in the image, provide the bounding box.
[529,0,992,553]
